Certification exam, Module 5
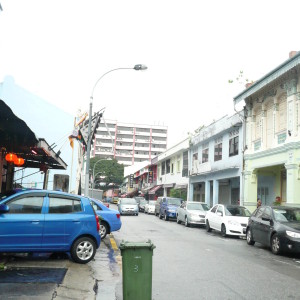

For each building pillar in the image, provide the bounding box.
[285,163,300,205]
[188,182,194,201]
[243,168,258,212]
[212,179,219,206]
[261,103,266,150]
[205,180,210,206]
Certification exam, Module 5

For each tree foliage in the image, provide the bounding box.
[169,188,187,201]
[90,158,124,188]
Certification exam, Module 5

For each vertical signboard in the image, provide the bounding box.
[129,174,134,188]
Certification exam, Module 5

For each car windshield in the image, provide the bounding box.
[187,203,209,211]
[168,198,182,205]
[273,208,300,222]
[148,201,156,205]
[225,206,251,217]
[121,199,137,205]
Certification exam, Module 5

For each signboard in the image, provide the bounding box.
[148,171,153,184]
[53,174,69,192]
[129,174,134,188]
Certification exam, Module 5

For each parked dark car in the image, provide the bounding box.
[158,197,183,221]
[0,189,101,264]
[138,199,148,212]
[246,206,300,255]
[134,196,146,206]
[90,199,121,239]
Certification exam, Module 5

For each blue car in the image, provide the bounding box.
[159,197,183,221]
[0,189,101,264]
[90,199,122,239]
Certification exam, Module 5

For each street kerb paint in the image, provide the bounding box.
[109,234,122,271]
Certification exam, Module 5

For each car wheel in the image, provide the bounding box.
[176,215,181,224]
[206,220,211,232]
[100,222,109,239]
[164,213,169,221]
[221,224,227,237]
[185,217,189,227]
[271,233,281,255]
[70,237,96,264]
[246,228,255,245]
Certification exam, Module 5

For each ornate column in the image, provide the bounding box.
[273,96,279,141]
[284,77,298,138]
[261,102,266,150]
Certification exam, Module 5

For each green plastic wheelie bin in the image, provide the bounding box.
[119,240,156,300]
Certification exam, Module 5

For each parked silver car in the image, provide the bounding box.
[176,201,210,227]
[118,198,138,216]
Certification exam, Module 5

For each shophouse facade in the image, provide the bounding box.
[234,51,300,209]
[156,138,189,198]
[188,114,243,207]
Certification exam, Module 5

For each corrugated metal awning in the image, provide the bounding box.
[148,185,162,195]
[174,184,188,189]
[163,183,174,188]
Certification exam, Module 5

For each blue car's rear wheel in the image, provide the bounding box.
[100,222,109,239]
[71,237,96,264]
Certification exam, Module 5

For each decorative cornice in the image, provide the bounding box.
[244,141,300,160]
[284,163,299,170]
[263,89,277,101]
[282,78,298,97]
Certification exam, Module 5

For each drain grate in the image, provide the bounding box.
[0,267,67,283]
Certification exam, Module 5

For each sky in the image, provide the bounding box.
[1,0,300,149]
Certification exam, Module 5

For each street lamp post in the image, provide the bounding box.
[91,158,111,197]
[84,64,147,197]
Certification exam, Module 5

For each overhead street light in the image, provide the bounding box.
[84,65,147,197]
[91,158,111,198]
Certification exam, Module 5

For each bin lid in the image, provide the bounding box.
[119,239,156,250]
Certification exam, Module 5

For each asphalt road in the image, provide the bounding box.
[111,205,300,300]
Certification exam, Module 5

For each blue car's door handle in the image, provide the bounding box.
[31,220,40,224]
[73,219,80,223]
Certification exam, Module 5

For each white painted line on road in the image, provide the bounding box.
[273,258,300,269]
[205,249,211,252]
[295,261,300,264]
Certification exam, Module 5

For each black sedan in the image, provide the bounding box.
[246,206,300,255]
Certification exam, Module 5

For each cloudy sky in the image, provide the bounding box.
[1,0,300,148]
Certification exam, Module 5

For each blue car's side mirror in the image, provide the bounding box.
[0,204,9,213]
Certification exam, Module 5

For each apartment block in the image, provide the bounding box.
[92,120,168,166]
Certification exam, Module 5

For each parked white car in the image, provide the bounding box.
[176,201,210,227]
[205,204,251,237]
[145,200,156,214]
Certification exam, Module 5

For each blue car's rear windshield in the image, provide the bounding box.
[168,198,182,205]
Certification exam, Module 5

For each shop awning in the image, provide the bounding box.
[148,185,162,195]
[174,184,188,189]
[163,183,174,188]
[0,100,67,170]
[142,185,153,193]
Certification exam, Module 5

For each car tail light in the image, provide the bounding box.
[116,214,120,219]
[95,215,100,231]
